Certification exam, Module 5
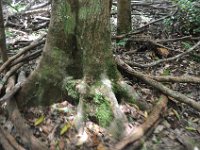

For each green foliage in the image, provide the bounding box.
[182,41,192,49]
[64,77,79,99]
[190,53,200,63]
[117,38,129,47]
[4,0,26,12]
[162,68,171,76]
[165,0,200,35]
[5,30,13,38]
[112,83,136,104]
[94,94,113,127]
[181,42,200,63]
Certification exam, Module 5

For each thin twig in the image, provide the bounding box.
[127,40,200,68]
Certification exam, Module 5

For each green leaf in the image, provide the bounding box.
[185,126,196,131]
[60,122,71,135]
[117,38,128,47]
[162,68,171,76]
[34,115,45,126]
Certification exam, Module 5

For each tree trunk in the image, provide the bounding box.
[16,0,132,137]
[0,0,8,62]
[17,0,119,105]
[117,0,132,34]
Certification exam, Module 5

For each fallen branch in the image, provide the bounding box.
[0,36,45,74]
[116,57,200,112]
[130,119,162,150]
[156,36,200,43]
[112,30,144,40]
[115,95,168,150]
[148,75,200,84]
[128,36,178,52]
[127,40,200,68]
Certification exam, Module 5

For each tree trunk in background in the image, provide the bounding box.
[117,0,132,34]
[0,0,8,62]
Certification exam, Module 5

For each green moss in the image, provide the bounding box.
[112,83,136,103]
[63,77,79,100]
[39,47,66,81]
[93,94,113,127]
[79,1,101,20]
[60,1,76,34]
[106,60,120,81]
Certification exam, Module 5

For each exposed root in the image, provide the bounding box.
[147,75,200,84]
[0,126,25,150]
[114,95,168,150]
[118,81,151,110]
[73,76,130,142]
[116,57,200,112]
[5,98,47,150]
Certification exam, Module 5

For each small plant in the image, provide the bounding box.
[164,0,200,35]
[117,38,129,47]
[64,77,79,99]
[182,41,192,49]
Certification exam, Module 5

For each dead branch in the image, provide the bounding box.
[130,119,162,150]
[116,57,200,112]
[30,1,51,10]
[156,36,200,43]
[0,36,45,74]
[112,30,144,40]
[148,75,200,84]
[127,40,200,68]
[128,36,178,52]
[115,95,168,150]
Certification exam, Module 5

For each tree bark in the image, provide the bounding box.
[0,0,8,62]
[16,0,119,108]
[117,0,132,34]
[15,0,129,138]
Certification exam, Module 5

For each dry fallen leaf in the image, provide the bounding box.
[97,143,107,150]
[156,48,169,57]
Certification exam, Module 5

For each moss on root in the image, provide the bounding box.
[93,93,113,127]
[112,83,136,104]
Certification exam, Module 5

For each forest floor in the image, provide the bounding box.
[0,0,200,150]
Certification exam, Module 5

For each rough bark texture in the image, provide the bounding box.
[16,0,119,107]
[0,0,8,62]
[117,0,132,34]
